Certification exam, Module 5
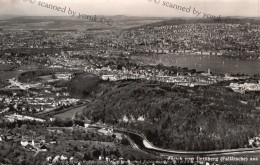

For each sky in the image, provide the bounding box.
[0,0,259,18]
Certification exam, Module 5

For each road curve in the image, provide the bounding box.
[114,128,260,156]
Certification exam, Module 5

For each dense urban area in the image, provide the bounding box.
[0,16,260,165]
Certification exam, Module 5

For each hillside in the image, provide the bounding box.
[128,17,260,30]
[0,15,170,30]
[82,80,260,151]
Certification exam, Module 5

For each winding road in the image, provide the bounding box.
[102,126,260,156]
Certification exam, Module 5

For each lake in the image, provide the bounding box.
[139,54,260,76]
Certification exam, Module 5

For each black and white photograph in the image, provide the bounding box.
[0,0,260,164]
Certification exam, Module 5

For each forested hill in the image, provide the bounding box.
[82,80,260,151]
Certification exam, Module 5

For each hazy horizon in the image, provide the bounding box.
[0,14,259,19]
[0,0,259,18]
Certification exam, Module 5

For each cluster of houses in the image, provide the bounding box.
[20,136,49,153]
[46,155,76,164]
[249,137,260,148]
[49,56,90,70]
[47,51,219,88]
[111,23,260,59]
[0,30,80,50]
[85,65,217,87]
[0,72,79,115]
[46,155,158,165]
[229,81,260,94]
[0,92,80,115]
[0,130,22,142]
[0,59,16,65]
[0,129,50,149]
[4,114,46,123]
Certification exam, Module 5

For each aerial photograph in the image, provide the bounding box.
[0,0,260,164]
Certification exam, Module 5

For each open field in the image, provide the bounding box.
[0,71,24,80]
[0,64,14,71]
[54,105,86,120]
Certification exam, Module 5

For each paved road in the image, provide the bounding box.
[138,133,260,156]
[93,125,260,156]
